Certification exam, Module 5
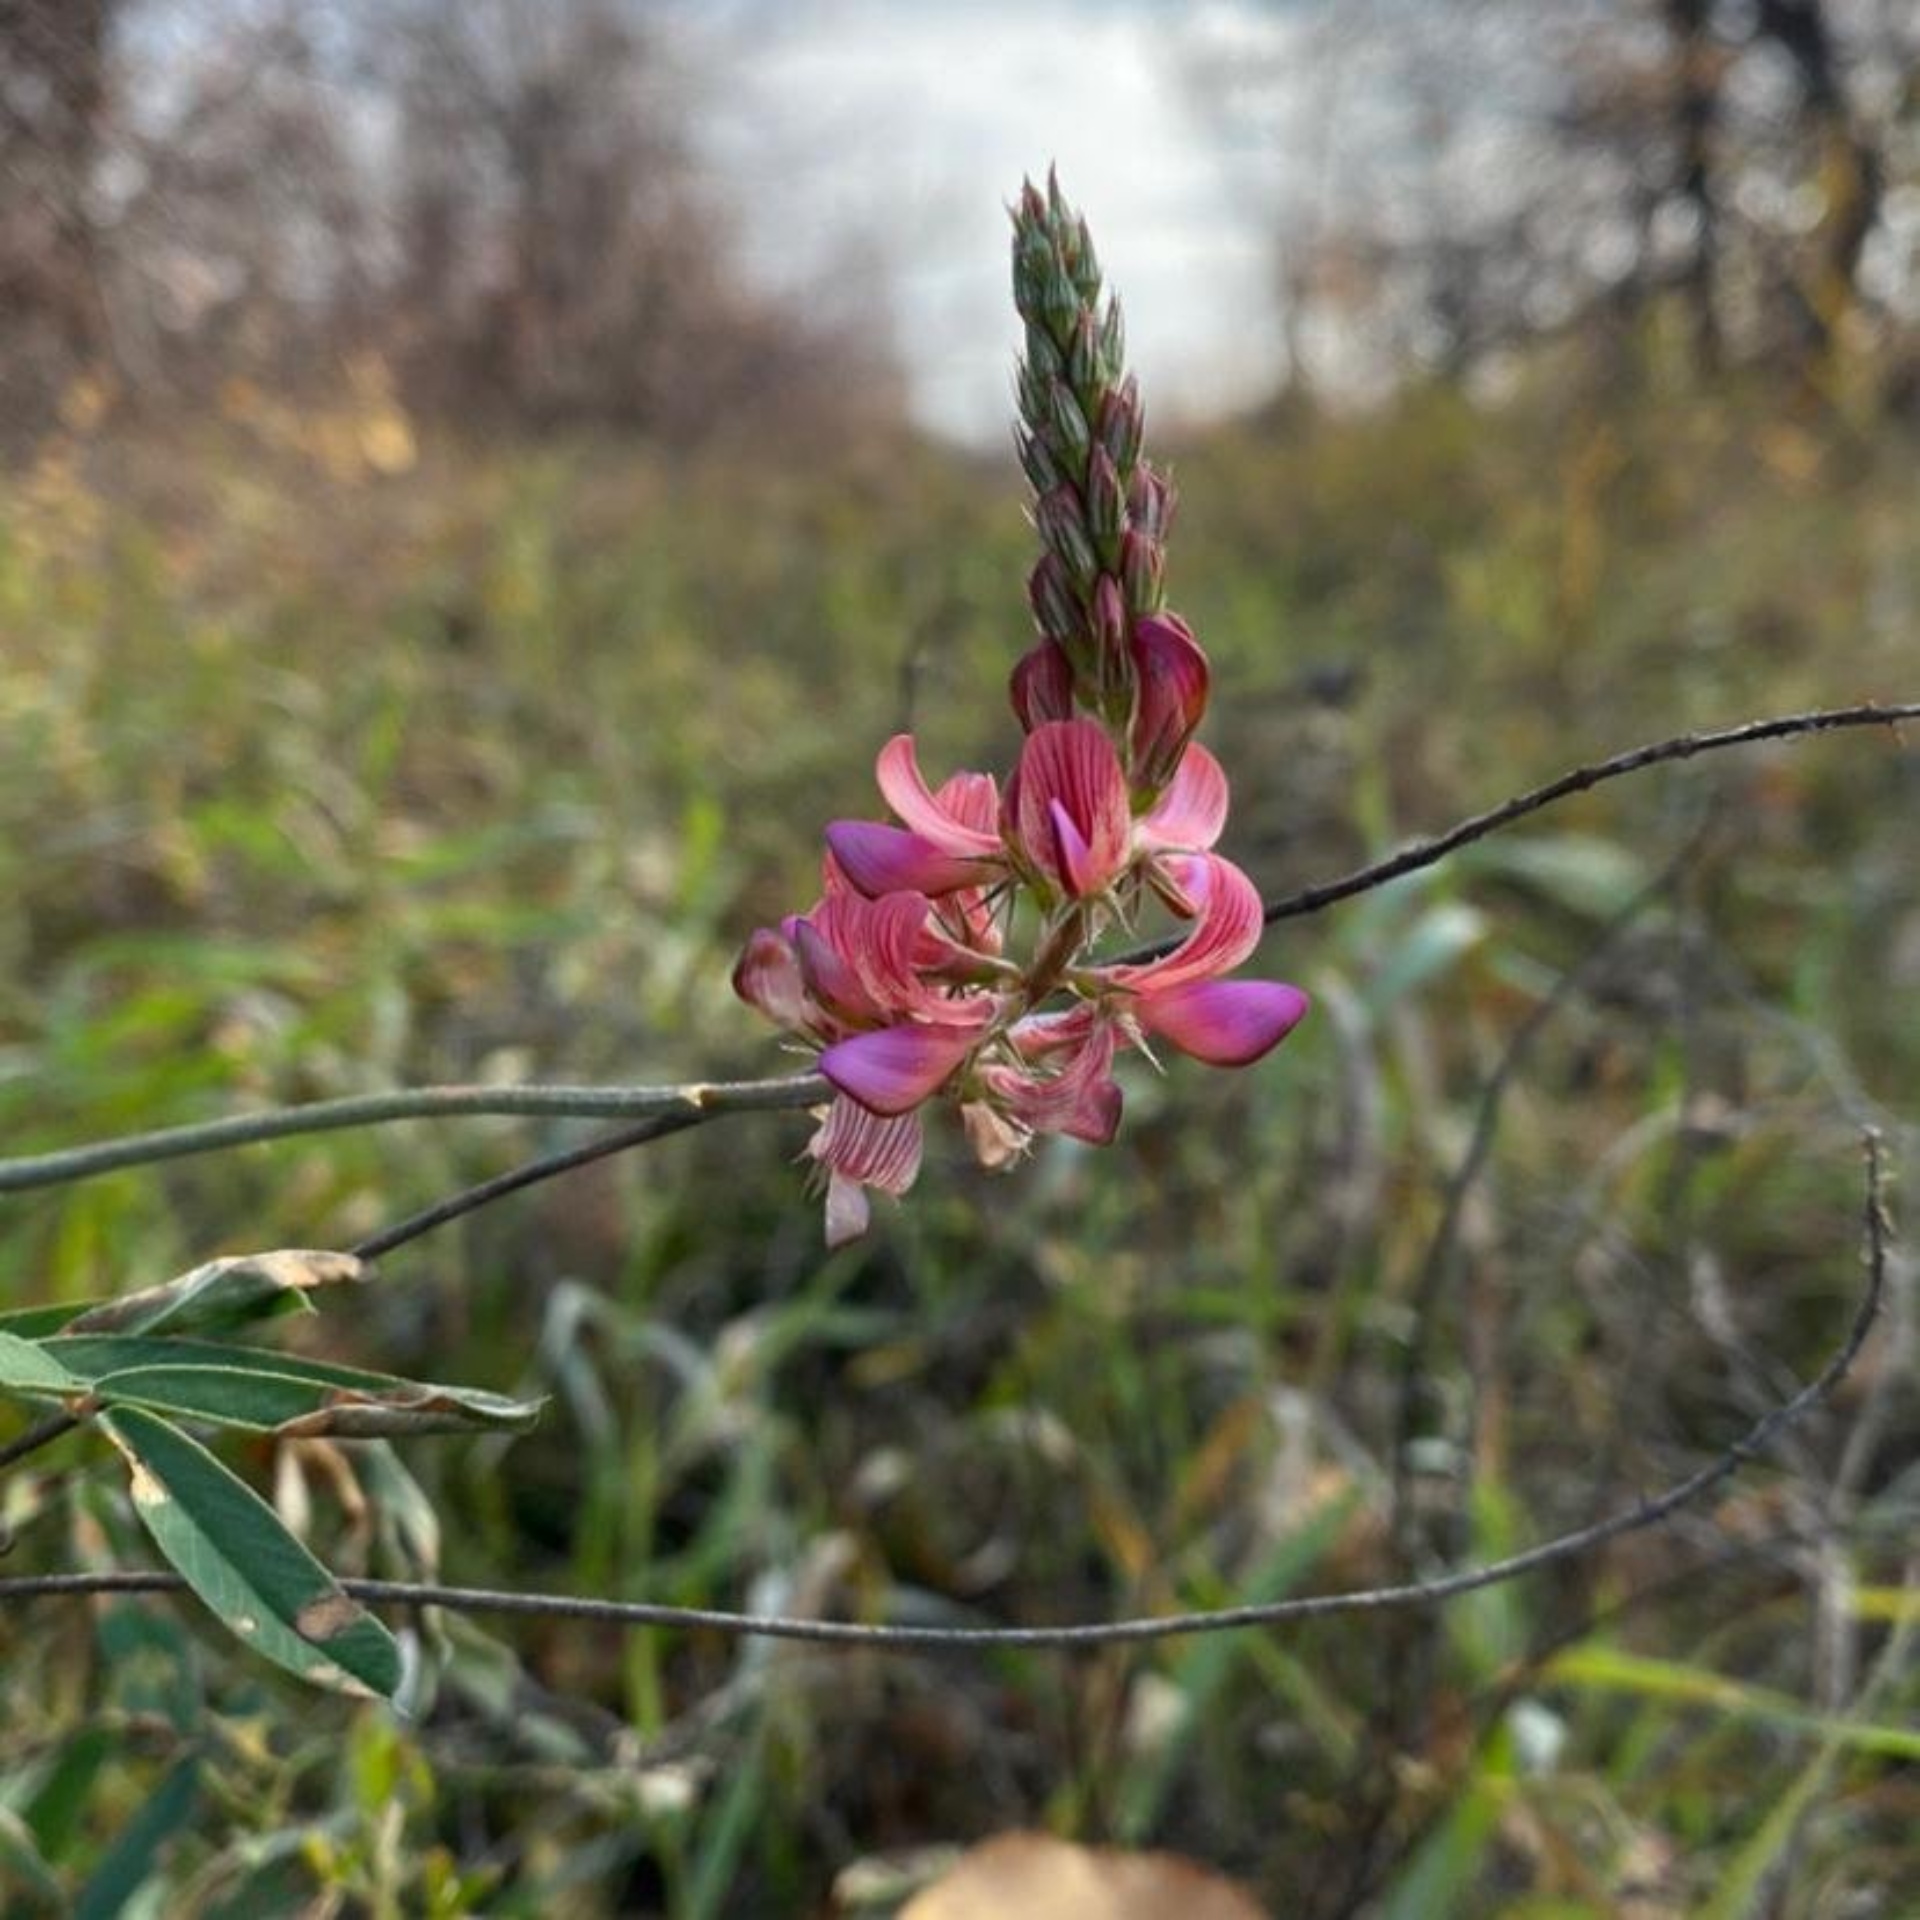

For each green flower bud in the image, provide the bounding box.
[1046,378,1091,470]
[1036,484,1100,589]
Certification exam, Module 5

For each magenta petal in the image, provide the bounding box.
[1134,980,1310,1067]
[825,821,986,898]
[1048,797,1101,899]
[820,1022,979,1116]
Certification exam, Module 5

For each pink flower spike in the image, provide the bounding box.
[1133,979,1310,1066]
[1009,719,1132,899]
[874,735,1002,855]
[820,1020,983,1116]
[1137,742,1229,855]
[825,821,987,899]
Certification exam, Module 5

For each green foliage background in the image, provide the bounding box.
[1,347,1916,1914]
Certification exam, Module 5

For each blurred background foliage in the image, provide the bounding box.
[1,1,1917,1915]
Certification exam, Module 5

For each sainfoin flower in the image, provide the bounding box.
[732,173,1308,1243]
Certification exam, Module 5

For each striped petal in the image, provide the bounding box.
[1112,853,1265,990]
[1009,719,1131,898]
[875,735,1003,854]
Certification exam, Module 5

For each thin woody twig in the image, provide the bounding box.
[1117,699,1917,963]
[0,1074,826,1197]
[0,1134,1886,1650]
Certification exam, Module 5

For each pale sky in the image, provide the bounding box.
[687,0,1303,443]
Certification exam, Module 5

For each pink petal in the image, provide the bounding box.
[933,769,1003,840]
[981,1018,1123,1145]
[1137,742,1229,854]
[731,927,809,1031]
[825,821,986,898]
[820,1021,980,1116]
[1113,853,1266,990]
[1010,720,1131,898]
[810,1097,924,1193]
[793,918,879,1023]
[1129,614,1212,789]
[874,736,1002,855]
[1133,979,1309,1066]
[839,891,944,1011]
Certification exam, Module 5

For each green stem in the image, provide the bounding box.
[0,1073,826,1197]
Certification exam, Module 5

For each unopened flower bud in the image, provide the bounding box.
[1041,255,1079,335]
[1119,526,1165,611]
[1025,323,1066,384]
[1100,298,1125,377]
[1091,573,1127,660]
[1128,465,1177,542]
[1068,218,1102,302]
[1027,551,1086,645]
[1035,485,1099,588]
[1095,376,1142,475]
[1067,309,1101,398]
[1016,426,1064,496]
[1016,361,1049,431]
[1010,638,1076,731]
[1046,379,1091,469]
[1129,611,1212,788]
[1085,445,1125,552]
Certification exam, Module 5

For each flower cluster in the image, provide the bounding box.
[734,175,1308,1244]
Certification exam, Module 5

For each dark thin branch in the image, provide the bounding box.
[1119,700,1916,964]
[0,1134,1885,1649]
[0,1411,77,1473]
[348,1111,710,1262]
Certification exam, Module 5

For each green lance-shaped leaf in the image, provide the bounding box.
[0,1251,365,1343]
[47,1333,544,1437]
[95,1363,542,1438]
[0,1304,91,1338]
[62,1248,368,1338]
[0,1331,87,1400]
[100,1405,401,1699]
